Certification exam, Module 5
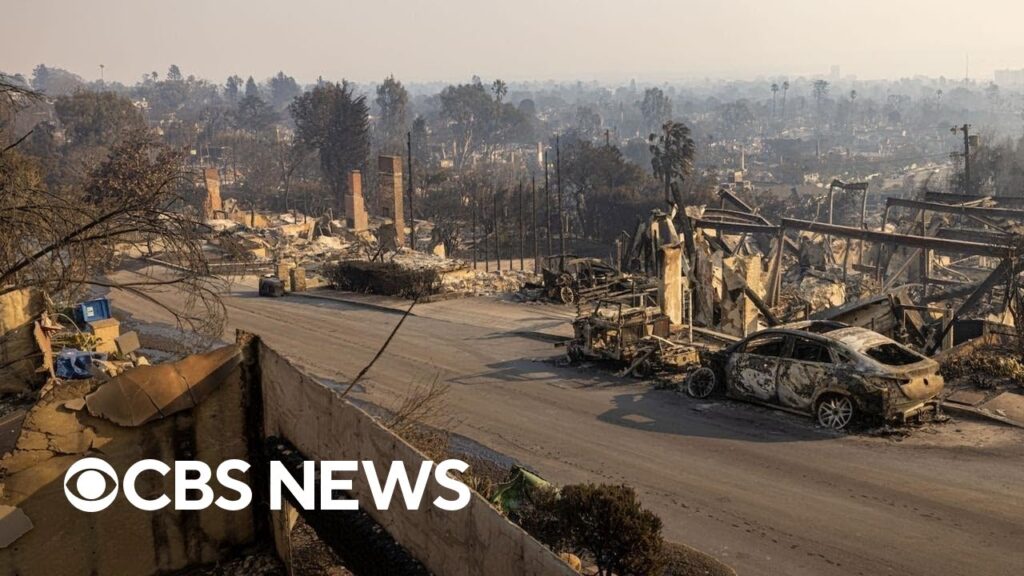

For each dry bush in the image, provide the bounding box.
[560,483,665,576]
[378,377,508,498]
[515,484,566,550]
[382,377,453,462]
[324,260,440,298]
[455,455,509,501]
[517,483,666,576]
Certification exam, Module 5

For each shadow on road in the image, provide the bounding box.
[598,388,839,444]
[447,358,630,389]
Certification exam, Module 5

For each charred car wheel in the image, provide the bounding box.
[566,343,584,363]
[633,358,653,379]
[559,286,576,304]
[817,394,855,430]
[686,367,717,398]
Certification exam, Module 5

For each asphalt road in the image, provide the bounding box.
[109,272,1024,576]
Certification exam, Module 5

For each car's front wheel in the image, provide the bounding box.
[686,367,717,398]
[817,394,855,430]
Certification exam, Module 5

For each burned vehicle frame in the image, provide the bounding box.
[695,321,943,429]
[567,296,676,376]
[542,255,628,304]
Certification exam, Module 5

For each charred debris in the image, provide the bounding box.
[190,144,1024,430]
[556,180,1024,430]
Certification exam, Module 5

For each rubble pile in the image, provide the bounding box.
[550,178,1024,431]
[790,273,847,312]
[940,350,1024,389]
[388,248,467,273]
[444,269,539,296]
[196,165,549,299]
[322,249,539,299]
[203,203,535,299]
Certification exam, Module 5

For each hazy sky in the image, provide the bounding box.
[4,0,1023,85]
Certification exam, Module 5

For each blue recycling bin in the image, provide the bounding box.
[74,297,111,324]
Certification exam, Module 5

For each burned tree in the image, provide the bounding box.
[290,81,370,212]
[0,105,225,343]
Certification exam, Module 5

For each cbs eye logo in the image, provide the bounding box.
[64,458,120,512]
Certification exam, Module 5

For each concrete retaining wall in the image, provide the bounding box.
[258,339,575,576]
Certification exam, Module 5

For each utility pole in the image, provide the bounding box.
[518,180,525,270]
[484,187,490,273]
[556,134,565,270]
[531,174,539,270]
[494,189,501,272]
[472,186,478,268]
[544,151,552,257]
[963,124,972,195]
[407,132,415,250]
[951,124,973,194]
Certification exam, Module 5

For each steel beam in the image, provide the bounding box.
[924,191,1024,209]
[934,227,1013,245]
[694,219,779,236]
[887,197,1024,221]
[779,218,1014,258]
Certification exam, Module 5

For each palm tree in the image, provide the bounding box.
[813,80,830,112]
[848,90,858,129]
[781,80,790,118]
[491,79,508,104]
[649,120,697,256]
[812,80,830,132]
[771,83,779,117]
[649,121,696,206]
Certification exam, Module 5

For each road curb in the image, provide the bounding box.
[286,290,417,316]
[941,402,1024,428]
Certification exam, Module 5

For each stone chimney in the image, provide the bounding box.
[345,170,368,231]
[658,244,683,326]
[202,167,222,220]
[378,155,405,246]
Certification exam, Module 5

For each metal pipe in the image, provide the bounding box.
[688,288,693,344]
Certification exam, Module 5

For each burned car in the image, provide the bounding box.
[696,321,943,429]
[542,256,624,304]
